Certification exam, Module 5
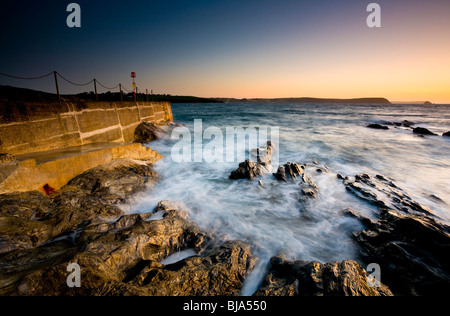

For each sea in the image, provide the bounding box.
[125,102,450,295]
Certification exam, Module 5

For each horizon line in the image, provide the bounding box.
[2,84,450,105]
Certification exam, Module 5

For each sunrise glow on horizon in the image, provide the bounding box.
[1,0,450,103]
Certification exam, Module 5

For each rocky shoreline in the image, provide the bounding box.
[0,156,395,296]
[1,125,450,296]
[0,158,256,296]
[366,119,450,138]
[227,141,450,296]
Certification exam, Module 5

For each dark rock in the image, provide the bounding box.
[0,200,255,296]
[343,174,450,296]
[0,161,159,255]
[127,241,256,296]
[229,159,270,181]
[443,131,450,137]
[134,122,166,143]
[427,194,446,204]
[0,191,56,253]
[341,208,376,229]
[0,191,52,220]
[413,127,438,136]
[67,161,159,204]
[254,256,393,296]
[251,141,273,165]
[273,161,318,200]
[301,187,318,199]
[383,120,415,128]
[402,120,415,128]
[0,160,257,296]
[344,174,434,216]
[352,208,450,296]
[367,124,389,130]
[273,162,304,182]
[299,173,319,200]
[230,142,273,181]
[77,200,208,274]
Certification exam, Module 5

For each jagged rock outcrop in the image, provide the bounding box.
[273,162,304,182]
[343,173,435,216]
[341,173,450,296]
[273,162,320,200]
[134,122,166,143]
[123,240,255,296]
[0,162,256,296]
[299,173,319,200]
[254,256,393,296]
[229,159,271,181]
[229,142,273,181]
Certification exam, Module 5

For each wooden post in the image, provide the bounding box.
[94,79,98,102]
[53,71,61,102]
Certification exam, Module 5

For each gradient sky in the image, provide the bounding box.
[1,0,449,103]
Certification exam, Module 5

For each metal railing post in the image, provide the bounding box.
[94,79,98,102]
[53,71,61,102]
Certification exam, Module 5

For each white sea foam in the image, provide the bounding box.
[126,102,450,295]
[160,249,198,265]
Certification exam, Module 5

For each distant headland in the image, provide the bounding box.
[217,97,391,104]
[1,85,391,104]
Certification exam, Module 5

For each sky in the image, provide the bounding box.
[1,0,450,103]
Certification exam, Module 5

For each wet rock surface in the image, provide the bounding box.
[273,162,304,182]
[254,256,393,296]
[413,127,438,136]
[0,162,256,296]
[365,120,448,139]
[343,173,435,216]
[134,122,166,144]
[341,173,450,296]
[383,120,415,128]
[367,124,389,130]
[229,159,272,181]
[229,142,273,180]
[2,153,450,296]
[273,161,320,201]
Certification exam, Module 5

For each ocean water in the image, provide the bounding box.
[126,102,450,295]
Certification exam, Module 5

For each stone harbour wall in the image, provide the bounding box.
[0,101,173,155]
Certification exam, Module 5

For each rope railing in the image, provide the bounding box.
[56,72,94,87]
[0,70,152,102]
[0,71,54,80]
